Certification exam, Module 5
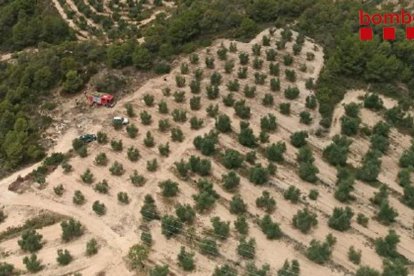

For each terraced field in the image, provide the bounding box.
[50,0,175,40]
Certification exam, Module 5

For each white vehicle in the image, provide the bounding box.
[113,116,129,125]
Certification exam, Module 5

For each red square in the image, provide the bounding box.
[359,27,373,41]
[383,27,396,40]
[406,27,414,39]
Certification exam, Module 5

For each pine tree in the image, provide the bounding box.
[177,246,195,271]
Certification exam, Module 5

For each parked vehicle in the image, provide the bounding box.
[85,92,115,107]
[79,134,97,143]
[112,116,129,125]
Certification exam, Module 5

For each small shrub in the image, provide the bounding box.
[171,127,184,142]
[214,264,238,276]
[158,143,170,157]
[222,171,240,192]
[147,159,158,172]
[125,103,136,117]
[162,87,171,96]
[110,139,123,151]
[262,94,274,106]
[205,57,214,69]
[194,68,203,81]
[206,85,220,100]
[306,52,315,61]
[175,75,186,88]
[348,246,361,265]
[256,191,276,213]
[130,170,146,187]
[309,189,319,200]
[177,246,195,271]
[109,161,124,176]
[56,249,72,266]
[62,162,73,173]
[18,229,43,253]
[237,238,256,259]
[293,208,318,234]
[238,67,248,79]
[199,238,219,256]
[161,215,182,239]
[86,238,98,256]
[249,164,269,185]
[173,91,186,103]
[190,54,199,64]
[290,131,308,148]
[95,152,108,166]
[217,46,228,60]
[73,190,85,205]
[144,131,155,148]
[259,214,282,239]
[180,63,189,74]
[229,42,237,52]
[356,266,380,276]
[285,69,296,82]
[23,254,42,272]
[253,57,263,70]
[229,195,247,214]
[305,95,317,109]
[190,96,201,111]
[234,216,249,235]
[140,111,152,125]
[328,207,354,231]
[117,192,130,204]
[269,63,279,76]
[270,78,280,91]
[306,234,336,264]
[127,146,140,161]
[95,179,109,194]
[375,230,400,259]
[159,180,179,197]
[254,72,267,85]
[206,104,219,117]
[227,79,240,92]
[252,43,261,56]
[224,60,235,73]
[293,43,302,55]
[141,231,152,246]
[284,87,300,100]
[277,259,300,276]
[127,124,138,138]
[239,52,249,65]
[53,184,65,196]
[172,109,187,123]
[300,111,312,125]
[175,204,196,224]
[357,213,369,227]
[190,79,201,94]
[211,217,230,240]
[283,54,293,66]
[81,169,94,184]
[284,186,301,203]
[159,119,171,132]
[280,103,291,115]
[143,94,155,106]
[92,201,106,216]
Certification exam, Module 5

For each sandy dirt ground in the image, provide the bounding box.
[1,28,414,276]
